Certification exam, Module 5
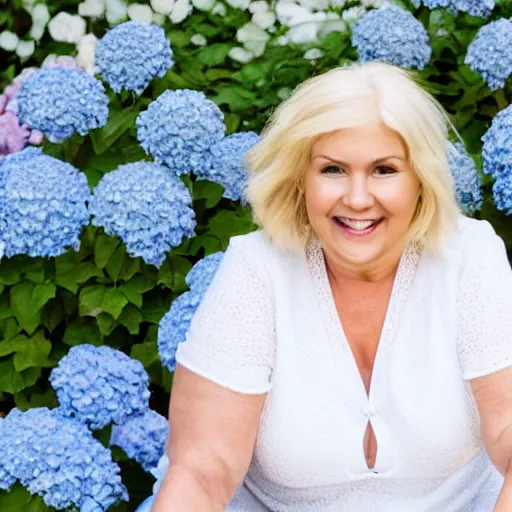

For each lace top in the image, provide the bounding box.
[175,216,512,511]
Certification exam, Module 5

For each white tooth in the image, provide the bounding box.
[341,218,375,230]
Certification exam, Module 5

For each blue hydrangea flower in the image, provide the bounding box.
[481,104,512,180]
[17,67,109,143]
[96,22,174,95]
[0,407,128,511]
[351,4,432,70]
[191,132,260,201]
[465,19,512,91]
[50,344,150,430]
[446,142,483,215]
[136,89,225,176]
[185,252,224,298]
[89,161,196,267]
[158,291,201,372]
[0,147,90,258]
[110,410,169,472]
[492,175,512,215]
[421,0,494,17]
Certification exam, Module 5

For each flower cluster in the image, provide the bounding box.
[89,161,196,267]
[158,252,224,371]
[0,407,128,511]
[17,66,109,143]
[446,142,483,215]
[50,344,151,430]
[185,251,224,299]
[421,0,494,17]
[0,148,91,258]
[465,19,512,91]
[192,132,260,201]
[351,4,432,70]
[137,89,225,176]
[157,291,202,372]
[110,410,169,472]
[96,21,174,94]
[482,105,512,215]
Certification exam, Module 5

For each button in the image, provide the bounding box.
[362,404,377,418]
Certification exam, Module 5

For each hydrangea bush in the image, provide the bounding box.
[0,0,512,509]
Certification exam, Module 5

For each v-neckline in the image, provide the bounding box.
[307,236,422,403]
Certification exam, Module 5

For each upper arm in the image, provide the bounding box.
[168,365,266,498]
[458,221,512,473]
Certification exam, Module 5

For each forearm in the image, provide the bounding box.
[494,470,512,512]
[151,464,230,512]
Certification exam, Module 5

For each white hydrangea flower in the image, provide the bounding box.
[341,5,366,23]
[274,34,289,45]
[276,2,313,26]
[105,0,128,24]
[360,0,383,6]
[0,31,19,51]
[329,0,347,6]
[15,40,35,58]
[128,3,154,22]
[191,33,208,46]
[169,0,192,22]
[228,47,254,63]
[152,12,166,23]
[299,0,329,9]
[237,21,270,43]
[287,22,319,43]
[48,12,86,43]
[243,39,266,56]
[151,0,175,14]
[303,48,323,60]
[249,0,269,12]
[212,1,227,14]
[318,18,346,37]
[192,0,215,10]
[78,0,105,18]
[277,86,292,99]
[76,33,98,74]
[252,10,276,29]
[30,3,50,40]
[226,0,251,9]
[22,0,36,13]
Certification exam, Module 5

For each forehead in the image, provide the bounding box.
[310,122,407,160]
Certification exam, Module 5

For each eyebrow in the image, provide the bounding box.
[313,155,405,166]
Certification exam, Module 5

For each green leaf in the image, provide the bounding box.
[193,180,225,208]
[13,331,53,372]
[197,43,232,67]
[130,340,160,371]
[0,483,51,511]
[0,262,20,285]
[90,106,140,155]
[79,285,106,317]
[118,303,144,334]
[55,262,103,293]
[101,287,129,320]
[0,318,21,342]
[106,244,127,282]
[158,254,192,292]
[0,359,41,394]
[141,291,172,324]
[119,256,141,281]
[0,334,28,357]
[42,299,65,332]
[95,234,121,269]
[32,283,57,312]
[96,312,116,336]
[64,318,103,346]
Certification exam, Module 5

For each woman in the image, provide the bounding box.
[145,62,512,511]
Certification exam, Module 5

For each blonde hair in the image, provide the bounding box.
[245,61,460,252]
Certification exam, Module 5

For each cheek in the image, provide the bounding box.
[305,177,343,215]
[378,179,420,222]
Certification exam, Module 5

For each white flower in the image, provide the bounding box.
[276,2,313,26]
[105,0,128,24]
[152,12,166,24]
[274,35,289,45]
[170,0,192,22]
[192,0,215,10]
[360,0,383,6]
[298,0,329,9]
[78,0,106,18]
[228,47,254,63]
[277,86,292,99]
[191,33,207,46]
[128,3,154,22]
[22,0,36,13]
[212,2,227,14]
[318,19,346,37]
[226,0,251,9]
[249,0,269,12]
[252,11,276,29]
[237,21,270,42]
[16,40,35,58]
[303,48,323,60]
[30,25,45,40]
[31,3,50,28]
[329,0,347,6]
[0,31,19,51]
[288,22,319,43]
[48,12,86,43]
[76,33,98,74]
[341,5,366,23]
[151,0,175,14]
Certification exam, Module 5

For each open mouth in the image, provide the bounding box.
[333,216,384,236]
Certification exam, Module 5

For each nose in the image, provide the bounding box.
[341,173,375,211]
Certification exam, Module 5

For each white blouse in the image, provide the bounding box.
[174,216,512,512]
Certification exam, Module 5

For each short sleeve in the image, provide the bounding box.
[175,235,276,394]
[457,220,512,380]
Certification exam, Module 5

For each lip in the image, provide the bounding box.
[333,216,384,237]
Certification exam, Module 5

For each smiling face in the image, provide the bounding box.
[304,121,421,279]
